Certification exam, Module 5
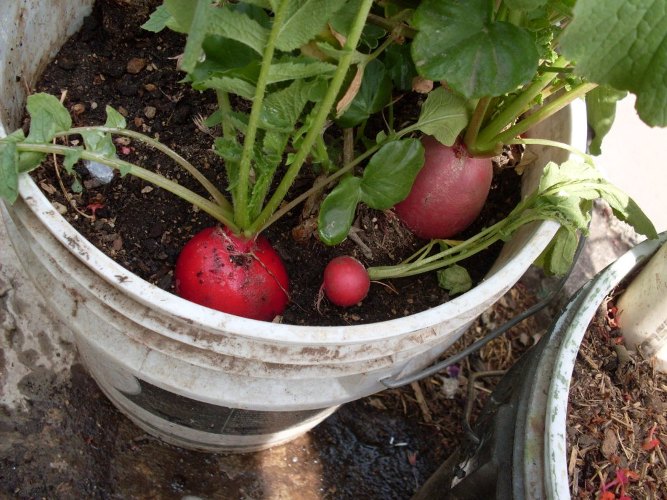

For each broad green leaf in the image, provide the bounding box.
[384,44,418,91]
[105,106,127,129]
[267,59,336,84]
[241,0,273,8]
[560,0,667,126]
[318,176,362,245]
[437,264,472,295]
[360,139,425,210]
[414,87,469,146]
[276,0,348,52]
[207,5,270,55]
[196,76,257,99]
[412,0,539,98]
[25,93,72,143]
[586,86,627,156]
[0,141,19,203]
[336,59,392,128]
[141,5,172,32]
[163,0,197,31]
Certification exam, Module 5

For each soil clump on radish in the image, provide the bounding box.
[29,0,522,326]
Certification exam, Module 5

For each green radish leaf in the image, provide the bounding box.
[63,148,83,174]
[80,130,116,158]
[241,0,273,9]
[360,139,425,210]
[261,79,315,131]
[437,264,472,295]
[207,5,270,55]
[176,0,210,73]
[336,59,392,128]
[276,0,349,52]
[586,86,627,156]
[560,0,667,126]
[414,87,469,147]
[541,226,579,276]
[195,76,257,99]
[141,5,172,32]
[598,183,658,239]
[1,130,42,174]
[0,141,19,203]
[105,106,127,129]
[25,93,72,144]
[318,176,362,246]
[267,59,336,84]
[384,44,418,92]
[411,0,539,98]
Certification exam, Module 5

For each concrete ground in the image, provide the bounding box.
[1,97,665,497]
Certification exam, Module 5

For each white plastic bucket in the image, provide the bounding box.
[0,1,586,452]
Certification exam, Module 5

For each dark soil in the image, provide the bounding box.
[29,0,522,326]
[567,286,667,498]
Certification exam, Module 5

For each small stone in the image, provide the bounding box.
[52,201,68,215]
[141,186,154,194]
[126,57,147,74]
[56,57,77,71]
[144,83,157,92]
[144,106,156,119]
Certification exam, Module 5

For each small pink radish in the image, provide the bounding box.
[394,136,493,239]
[174,226,289,321]
[322,256,370,307]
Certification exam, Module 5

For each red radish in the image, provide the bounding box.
[322,256,370,307]
[394,136,493,239]
[174,226,289,321]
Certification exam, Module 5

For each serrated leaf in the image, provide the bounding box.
[276,0,348,52]
[437,264,472,295]
[336,59,392,128]
[141,5,172,32]
[414,87,469,147]
[318,176,362,245]
[360,139,425,210]
[25,93,72,143]
[586,86,627,156]
[560,0,667,126]
[261,79,313,131]
[412,0,539,98]
[207,4,270,55]
[267,59,336,84]
[105,106,127,129]
[196,76,257,99]
[0,141,19,203]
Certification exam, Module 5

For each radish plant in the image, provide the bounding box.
[0,0,664,316]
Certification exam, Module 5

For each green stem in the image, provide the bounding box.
[247,0,375,236]
[366,12,417,38]
[217,90,235,139]
[509,138,594,164]
[463,97,492,151]
[474,56,570,152]
[235,0,290,229]
[58,127,231,210]
[489,82,597,147]
[17,142,239,232]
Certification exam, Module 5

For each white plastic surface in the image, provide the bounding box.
[617,243,667,371]
[1,0,586,451]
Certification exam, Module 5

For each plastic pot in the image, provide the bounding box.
[413,233,667,499]
[0,1,586,453]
